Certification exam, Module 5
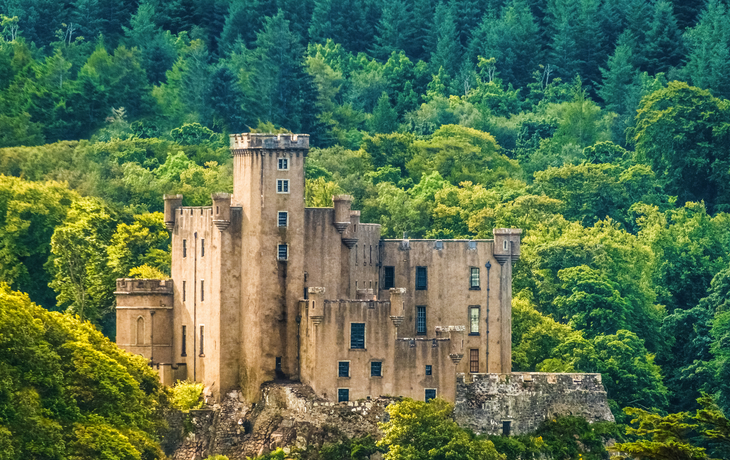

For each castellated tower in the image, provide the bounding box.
[230,133,309,401]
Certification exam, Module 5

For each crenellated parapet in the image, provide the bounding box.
[229,133,310,153]
[115,278,173,295]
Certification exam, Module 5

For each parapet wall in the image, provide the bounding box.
[229,133,309,150]
[454,373,614,435]
[115,278,173,295]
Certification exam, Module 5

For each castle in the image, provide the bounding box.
[114,133,522,404]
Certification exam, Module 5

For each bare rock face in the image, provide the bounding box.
[164,383,394,460]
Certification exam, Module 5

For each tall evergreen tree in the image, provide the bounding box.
[598,32,640,116]
[410,0,436,60]
[684,0,730,99]
[371,0,417,60]
[308,0,374,53]
[471,0,542,88]
[641,0,684,75]
[123,1,178,84]
[247,9,308,130]
[670,0,704,30]
[219,0,267,54]
[430,0,462,78]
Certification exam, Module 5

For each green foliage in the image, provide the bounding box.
[378,398,501,460]
[170,380,204,412]
[0,284,167,459]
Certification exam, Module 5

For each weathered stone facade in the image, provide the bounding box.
[454,373,614,435]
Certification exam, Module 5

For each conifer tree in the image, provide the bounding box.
[643,0,683,74]
[123,2,177,84]
[430,0,461,78]
[219,0,267,54]
[684,0,730,99]
[471,0,542,88]
[368,92,399,134]
[371,0,416,60]
[308,0,373,53]
[598,32,639,116]
[410,0,436,60]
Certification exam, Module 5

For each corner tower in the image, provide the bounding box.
[230,133,308,401]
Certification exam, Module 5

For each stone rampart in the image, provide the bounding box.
[454,372,614,435]
[115,278,173,295]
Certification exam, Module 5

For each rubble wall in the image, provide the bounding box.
[454,372,614,435]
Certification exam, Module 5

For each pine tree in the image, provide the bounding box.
[247,9,307,130]
[219,0,267,54]
[371,0,416,60]
[123,1,177,84]
[430,0,462,78]
[670,0,703,30]
[471,0,542,88]
[411,0,436,60]
[684,0,730,99]
[454,0,486,48]
[643,0,683,74]
[368,92,399,133]
[598,32,639,116]
[308,0,373,53]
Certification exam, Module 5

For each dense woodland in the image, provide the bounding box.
[1,0,730,458]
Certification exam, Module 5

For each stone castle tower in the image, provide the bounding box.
[115,133,523,404]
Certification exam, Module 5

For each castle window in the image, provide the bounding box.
[470,349,479,373]
[369,245,372,265]
[183,281,186,301]
[199,325,205,356]
[502,421,511,436]
[383,266,395,289]
[276,357,282,371]
[181,326,187,356]
[338,388,349,403]
[278,211,288,227]
[503,240,508,251]
[278,158,289,170]
[201,239,205,257]
[469,306,480,335]
[183,239,187,258]
[338,361,350,378]
[277,179,290,193]
[200,280,204,301]
[470,267,480,289]
[416,306,427,335]
[425,365,432,376]
[278,244,288,261]
[136,317,145,345]
[371,362,382,377]
[416,267,427,290]
[425,389,437,402]
[350,323,365,349]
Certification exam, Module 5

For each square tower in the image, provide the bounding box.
[230,133,308,401]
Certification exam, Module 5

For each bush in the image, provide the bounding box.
[171,380,205,412]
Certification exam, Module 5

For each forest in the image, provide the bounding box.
[0,0,730,458]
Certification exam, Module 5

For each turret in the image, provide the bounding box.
[341,210,359,249]
[493,228,521,264]
[163,194,183,231]
[332,195,353,233]
[211,192,231,231]
[308,287,326,325]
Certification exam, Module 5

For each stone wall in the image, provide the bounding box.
[454,372,614,436]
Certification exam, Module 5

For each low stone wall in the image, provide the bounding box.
[454,373,614,436]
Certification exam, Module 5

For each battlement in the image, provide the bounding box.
[229,133,310,150]
[115,278,173,295]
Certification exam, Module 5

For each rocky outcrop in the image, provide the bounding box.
[164,383,395,460]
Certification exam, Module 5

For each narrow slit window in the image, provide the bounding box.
[350,323,365,349]
[470,267,480,289]
[201,239,205,257]
[416,306,426,335]
[199,325,205,356]
[183,280,186,301]
[200,280,204,301]
[278,211,288,227]
[416,266,427,290]
[278,244,288,261]
[469,306,480,334]
[425,365,432,376]
[383,266,395,289]
[181,325,187,356]
[136,317,145,345]
[470,348,479,373]
[183,239,187,258]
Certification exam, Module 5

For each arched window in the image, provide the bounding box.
[136,317,145,345]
